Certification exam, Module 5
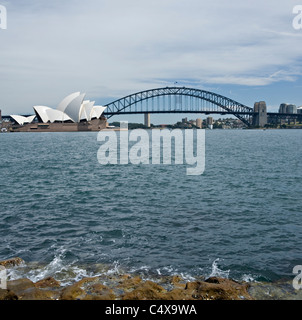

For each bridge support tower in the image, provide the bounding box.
[253,101,267,127]
[144,113,151,128]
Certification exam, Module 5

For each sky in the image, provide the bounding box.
[1,0,302,124]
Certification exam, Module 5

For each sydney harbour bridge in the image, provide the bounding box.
[103,87,301,128]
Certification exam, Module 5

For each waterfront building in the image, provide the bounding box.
[9,92,107,125]
[8,92,107,132]
[286,104,297,114]
[33,92,106,123]
[279,103,297,114]
[279,103,288,114]
[206,117,213,129]
[206,117,213,125]
[196,118,202,128]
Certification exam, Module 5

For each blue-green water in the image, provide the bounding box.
[0,129,301,284]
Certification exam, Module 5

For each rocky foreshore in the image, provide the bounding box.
[0,257,301,300]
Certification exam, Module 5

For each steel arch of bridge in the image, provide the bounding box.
[104,87,254,126]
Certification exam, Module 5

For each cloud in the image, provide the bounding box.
[1,0,302,113]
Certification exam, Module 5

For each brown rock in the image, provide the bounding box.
[85,282,116,300]
[184,277,253,300]
[35,277,61,288]
[89,283,110,293]
[119,274,132,281]
[6,278,60,300]
[18,287,61,300]
[163,288,193,300]
[170,275,186,290]
[117,276,142,292]
[122,280,166,300]
[0,289,18,300]
[7,278,35,296]
[1,272,254,300]
[171,275,183,284]
[83,293,116,300]
[0,257,24,268]
[60,277,99,300]
[60,283,85,300]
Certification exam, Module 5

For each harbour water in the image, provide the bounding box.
[0,129,301,289]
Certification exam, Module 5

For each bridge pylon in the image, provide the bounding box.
[252,101,267,127]
[144,113,151,128]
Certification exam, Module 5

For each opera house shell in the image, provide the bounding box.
[11,92,108,132]
[33,92,107,123]
[10,115,36,126]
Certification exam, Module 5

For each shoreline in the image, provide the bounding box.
[1,257,301,300]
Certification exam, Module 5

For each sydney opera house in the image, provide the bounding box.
[10,92,108,132]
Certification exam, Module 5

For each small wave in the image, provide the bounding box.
[128,265,196,283]
[241,274,257,283]
[7,247,93,286]
[105,260,123,276]
[207,258,230,279]
[6,251,260,288]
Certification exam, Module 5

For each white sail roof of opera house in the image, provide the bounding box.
[62,93,86,123]
[57,92,81,113]
[33,106,72,123]
[10,115,36,125]
[32,92,107,124]
[80,100,95,121]
[91,106,107,119]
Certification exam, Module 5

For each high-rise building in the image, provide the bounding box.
[286,104,297,114]
[206,117,213,125]
[206,117,213,129]
[196,118,202,129]
[279,103,288,114]
[279,103,297,114]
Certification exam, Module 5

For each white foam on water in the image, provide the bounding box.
[207,258,230,279]
[6,247,93,286]
[105,260,123,276]
[6,251,255,288]
[241,274,258,283]
[147,265,196,282]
